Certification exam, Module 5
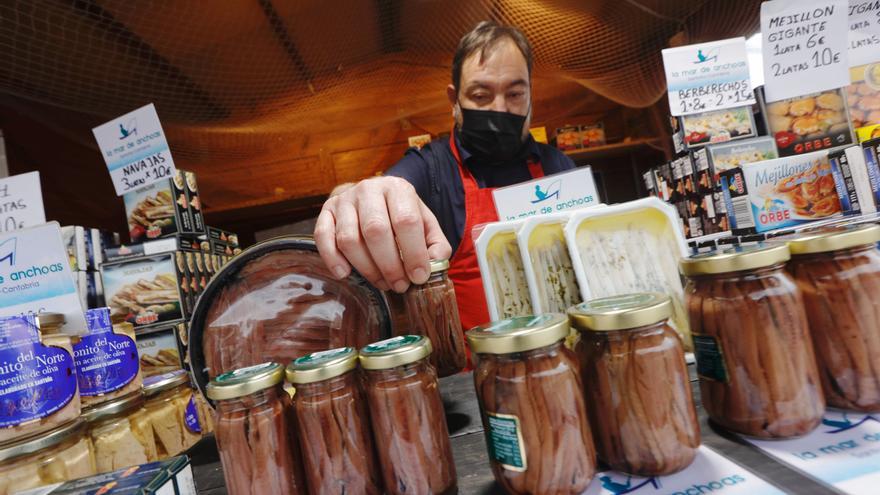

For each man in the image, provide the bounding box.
[315,21,576,330]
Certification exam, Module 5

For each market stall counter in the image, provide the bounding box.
[187,365,835,495]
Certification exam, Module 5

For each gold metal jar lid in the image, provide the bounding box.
[36,312,66,333]
[568,293,672,332]
[679,242,790,276]
[429,259,450,273]
[82,392,145,424]
[786,224,880,255]
[466,314,569,355]
[0,419,85,463]
[206,362,284,401]
[286,347,358,384]
[143,369,190,398]
[358,335,432,370]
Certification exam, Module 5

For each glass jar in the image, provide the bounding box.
[84,391,157,472]
[75,308,143,408]
[359,336,456,495]
[400,259,466,377]
[207,362,307,495]
[569,293,699,476]
[787,224,880,412]
[681,243,825,438]
[0,313,81,445]
[142,370,202,458]
[467,315,596,494]
[286,347,383,494]
[0,419,96,495]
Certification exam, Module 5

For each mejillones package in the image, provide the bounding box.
[475,220,533,321]
[0,314,81,445]
[565,197,692,346]
[188,236,390,399]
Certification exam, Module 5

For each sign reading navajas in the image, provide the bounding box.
[92,104,177,196]
[662,37,755,116]
[761,0,850,102]
[0,222,87,331]
[492,168,599,221]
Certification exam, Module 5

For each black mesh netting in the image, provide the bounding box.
[0,0,763,222]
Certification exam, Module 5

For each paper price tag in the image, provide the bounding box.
[0,171,45,233]
[663,37,756,116]
[92,104,177,196]
[762,0,850,102]
[849,1,880,66]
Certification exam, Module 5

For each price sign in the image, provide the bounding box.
[0,171,45,233]
[92,104,177,196]
[849,0,880,66]
[762,0,850,102]
[0,222,87,331]
[662,37,756,117]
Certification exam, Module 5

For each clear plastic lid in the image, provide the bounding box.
[189,236,390,402]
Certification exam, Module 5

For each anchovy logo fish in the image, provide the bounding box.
[531,180,562,204]
[0,238,16,267]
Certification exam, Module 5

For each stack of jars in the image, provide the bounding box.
[207,335,458,495]
[464,293,700,494]
[680,225,880,440]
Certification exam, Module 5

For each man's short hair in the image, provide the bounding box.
[452,21,533,90]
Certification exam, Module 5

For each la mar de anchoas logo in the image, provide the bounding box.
[531,179,562,204]
[822,413,880,433]
[118,117,138,140]
[598,474,662,494]
[694,47,720,64]
[0,238,16,267]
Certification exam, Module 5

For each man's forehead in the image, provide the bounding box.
[460,38,529,83]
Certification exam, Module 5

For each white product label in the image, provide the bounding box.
[582,446,784,495]
[0,171,45,233]
[762,0,851,102]
[0,222,87,330]
[849,0,880,66]
[92,103,177,196]
[746,411,880,494]
[492,167,599,221]
[663,37,756,116]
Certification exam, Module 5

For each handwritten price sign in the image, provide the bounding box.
[849,0,880,66]
[92,104,178,196]
[663,37,756,117]
[0,171,46,233]
[762,0,850,102]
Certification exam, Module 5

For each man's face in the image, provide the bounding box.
[448,38,532,138]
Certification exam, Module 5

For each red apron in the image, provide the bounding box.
[447,133,544,334]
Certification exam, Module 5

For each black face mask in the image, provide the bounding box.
[458,106,529,165]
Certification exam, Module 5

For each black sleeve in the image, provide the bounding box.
[384,147,431,202]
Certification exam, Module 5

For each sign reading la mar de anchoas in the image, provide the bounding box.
[849,0,880,66]
[662,37,756,116]
[492,167,599,221]
[0,222,87,331]
[761,0,850,102]
[92,104,177,196]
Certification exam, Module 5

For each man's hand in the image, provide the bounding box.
[314,176,452,293]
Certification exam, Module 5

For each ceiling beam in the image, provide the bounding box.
[67,0,228,120]
[257,0,314,88]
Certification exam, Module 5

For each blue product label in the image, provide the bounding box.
[184,394,201,433]
[74,308,139,397]
[865,146,880,203]
[0,315,78,428]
